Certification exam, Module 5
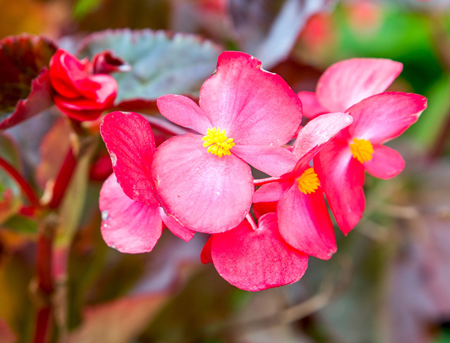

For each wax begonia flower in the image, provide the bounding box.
[49,49,118,121]
[314,92,427,234]
[153,51,302,234]
[201,213,309,291]
[297,58,427,234]
[99,111,194,253]
[253,113,353,259]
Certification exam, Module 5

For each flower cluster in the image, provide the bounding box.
[99,51,427,291]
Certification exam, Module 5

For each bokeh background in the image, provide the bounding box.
[1,0,450,342]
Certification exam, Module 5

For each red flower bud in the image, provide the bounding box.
[92,50,131,74]
[49,49,118,121]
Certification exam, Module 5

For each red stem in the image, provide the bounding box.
[37,231,54,294]
[144,115,189,136]
[253,176,281,186]
[48,147,77,209]
[33,219,55,343]
[34,307,52,343]
[0,155,41,208]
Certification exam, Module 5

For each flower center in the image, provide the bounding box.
[298,168,320,194]
[349,138,374,163]
[202,127,235,158]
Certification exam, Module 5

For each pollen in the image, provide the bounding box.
[350,137,374,163]
[202,127,235,157]
[298,168,320,194]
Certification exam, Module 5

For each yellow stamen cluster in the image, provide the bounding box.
[202,127,235,157]
[298,168,320,194]
[350,137,374,163]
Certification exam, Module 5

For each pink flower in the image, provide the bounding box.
[299,58,427,234]
[253,113,353,259]
[201,213,309,291]
[153,51,302,234]
[49,49,118,121]
[99,111,194,253]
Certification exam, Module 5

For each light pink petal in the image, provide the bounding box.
[291,113,353,175]
[152,134,254,234]
[201,236,213,264]
[314,140,365,235]
[157,95,212,135]
[278,185,336,260]
[317,58,403,112]
[159,208,195,242]
[253,181,290,203]
[99,174,163,253]
[363,144,405,180]
[293,112,353,159]
[348,92,427,144]
[211,213,309,291]
[298,91,328,119]
[231,145,297,177]
[100,111,157,205]
[199,51,302,146]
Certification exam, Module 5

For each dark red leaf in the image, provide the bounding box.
[0,35,57,130]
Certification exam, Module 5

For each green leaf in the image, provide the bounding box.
[77,29,222,103]
[74,0,103,20]
[2,214,37,234]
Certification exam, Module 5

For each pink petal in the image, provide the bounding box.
[314,140,365,235]
[317,58,403,112]
[231,145,297,177]
[298,91,328,119]
[253,180,290,203]
[157,94,212,135]
[291,112,353,173]
[201,236,213,264]
[100,111,158,205]
[348,92,427,144]
[49,50,86,98]
[293,112,353,159]
[50,75,79,99]
[278,184,336,260]
[363,144,405,180]
[54,95,113,111]
[199,51,302,146]
[99,174,163,253]
[152,134,254,234]
[53,97,104,121]
[159,208,195,242]
[87,74,118,103]
[211,213,309,291]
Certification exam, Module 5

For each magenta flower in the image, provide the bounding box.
[299,58,427,234]
[253,113,353,259]
[201,213,309,291]
[152,51,302,234]
[99,111,194,253]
